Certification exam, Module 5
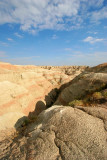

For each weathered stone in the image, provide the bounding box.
[0,105,107,160]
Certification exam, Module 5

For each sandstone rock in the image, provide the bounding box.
[0,112,25,131]
[0,105,107,160]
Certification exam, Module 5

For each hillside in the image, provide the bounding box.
[0,62,87,131]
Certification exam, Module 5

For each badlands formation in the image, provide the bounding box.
[0,62,107,160]
[0,62,87,131]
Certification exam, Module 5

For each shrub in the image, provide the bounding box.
[103,91,107,98]
[92,92,102,100]
[69,100,84,107]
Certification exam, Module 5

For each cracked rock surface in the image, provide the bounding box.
[0,105,107,160]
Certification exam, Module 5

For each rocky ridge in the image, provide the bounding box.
[55,63,107,106]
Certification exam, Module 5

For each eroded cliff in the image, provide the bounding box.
[0,62,87,131]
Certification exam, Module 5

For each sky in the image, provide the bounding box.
[0,0,107,66]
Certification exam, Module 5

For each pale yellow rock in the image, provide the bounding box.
[0,112,25,130]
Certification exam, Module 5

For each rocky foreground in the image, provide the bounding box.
[0,62,107,160]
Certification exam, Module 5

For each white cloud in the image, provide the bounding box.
[0,41,8,47]
[14,32,23,38]
[91,6,107,22]
[7,38,13,41]
[0,0,106,33]
[83,36,104,44]
[87,31,98,34]
[87,0,104,8]
[52,34,58,39]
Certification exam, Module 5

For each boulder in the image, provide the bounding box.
[0,105,107,160]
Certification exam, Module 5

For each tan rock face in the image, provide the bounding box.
[0,62,87,131]
[0,105,107,160]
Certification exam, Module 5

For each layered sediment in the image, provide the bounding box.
[0,62,87,131]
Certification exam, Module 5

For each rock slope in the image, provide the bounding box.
[0,62,87,131]
[55,63,107,106]
[0,105,107,160]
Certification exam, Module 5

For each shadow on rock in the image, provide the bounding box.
[14,77,79,132]
[14,100,46,131]
[28,100,46,119]
[45,88,59,108]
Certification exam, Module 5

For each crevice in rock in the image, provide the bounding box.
[52,130,64,160]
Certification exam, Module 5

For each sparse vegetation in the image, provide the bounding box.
[21,119,31,127]
[69,100,84,107]
[102,90,107,98]
[92,92,102,100]
[68,88,107,107]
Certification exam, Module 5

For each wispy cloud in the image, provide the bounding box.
[91,6,107,22]
[0,41,8,47]
[7,38,13,41]
[65,51,107,66]
[52,34,58,40]
[64,48,72,51]
[14,32,23,38]
[87,31,98,34]
[65,40,70,43]
[83,36,104,44]
[0,0,106,33]
[1,55,40,65]
[66,50,85,57]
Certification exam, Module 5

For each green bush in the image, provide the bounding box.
[103,91,107,98]
[69,100,84,107]
[92,92,102,100]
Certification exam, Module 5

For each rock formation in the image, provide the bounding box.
[55,63,107,106]
[40,65,88,77]
[0,105,107,160]
[0,62,107,160]
[0,62,87,131]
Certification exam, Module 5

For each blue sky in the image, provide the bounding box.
[0,0,107,66]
